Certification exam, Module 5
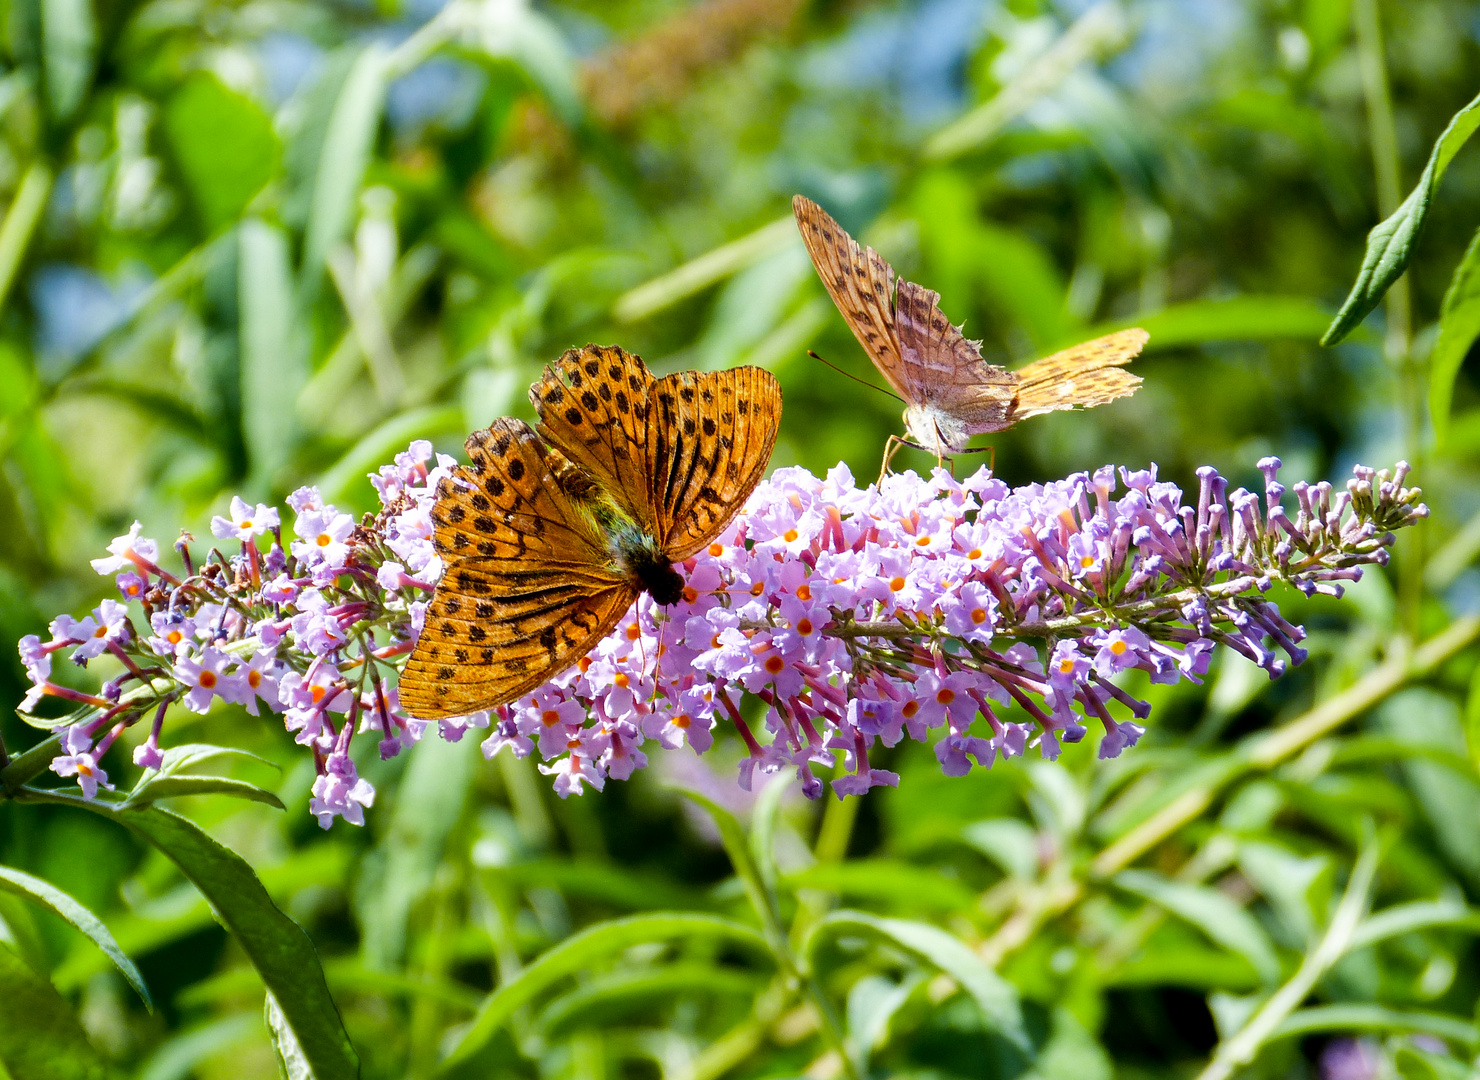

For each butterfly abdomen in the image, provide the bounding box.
[588,496,684,605]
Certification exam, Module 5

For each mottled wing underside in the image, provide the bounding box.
[646,365,782,559]
[791,195,910,399]
[1004,328,1148,426]
[530,344,656,527]
[398,418,634,719]
[894,279,1016,426]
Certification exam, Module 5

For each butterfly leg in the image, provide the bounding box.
[879,435,906,483]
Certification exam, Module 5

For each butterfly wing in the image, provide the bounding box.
[398,418,634,719]
[1005,328,1148,424]
[529,344,655,522]
[792,195,914,400]
[893,279,1016,435]
[646,366,782,560]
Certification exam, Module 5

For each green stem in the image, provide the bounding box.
[1353,0,1423,634]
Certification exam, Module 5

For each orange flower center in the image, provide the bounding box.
[614,673,630,689]
[968,547,982,560]
[167,630,183,644]
[542,710,561,727]
[199,671,217,689]
[248,670,262,689]
[708,543,724,557]
[240,519,253,530]
[795,584,811,601]
[783,529,799,542]
[1059,658,1076,674]
[316,533,332,547]
[682,586,698,603]
[674,714,691,729]
[797,617,813,635]
[916,535,931,546]
[310,685,326,703]
[970,609,988,625]
[626,624,641,640]
[578,657,592,673]
[935,688,955,705]
[1110,639,1127,655]
[93,625,108,638]
[901,700,919,718]
[889,576,906,592]
[750,581,765,596]
[764,654,785,675]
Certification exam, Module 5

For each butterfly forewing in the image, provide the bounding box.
[791,195,910,398]
[530,344,656,527]
[398,418,635,719]
[1004,328,1148,425]
[646,366,782,558]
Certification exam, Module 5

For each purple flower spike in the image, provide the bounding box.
[16,450,1426,823]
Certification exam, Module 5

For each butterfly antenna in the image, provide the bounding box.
[807,350,902,402]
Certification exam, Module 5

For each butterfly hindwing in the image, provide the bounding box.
[645,366,782,559]
[398,418,634,718]
[1007,328,1148,423]
[894,280,1015,429]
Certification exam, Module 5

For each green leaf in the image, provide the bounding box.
[537,963,762,1035]
[117,807,357,1079]
[1429,227,1480,445]
[359,734,475,968]
[1273,1004,1480,1049]
[749,774,791,896]
[125,775,286,810]
[20,794,359,1080]
[239,218,308,491]
[676,789,785,951]
[1114,869,1282,984]
[0,864,151,1008]
[0,944,110,1080]
[1083,295,1338,350]
[809,910,1029,1053]
[163,73,281,232]
[125,743,284,810]
[783,860,977,913]
[39,0,95,122]
[136,1015,263,1080]
[1323,91,1480,346]
[301,44,387,291]
[961,818,1040,879]
[438,912,771,1073]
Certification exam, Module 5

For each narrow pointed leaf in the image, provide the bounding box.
[1323,92,1480,345]
[0,864,151,1008]
[0,944,110,1080]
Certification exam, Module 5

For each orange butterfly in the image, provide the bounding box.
[792,195,1147,473]
[398,344,781,719]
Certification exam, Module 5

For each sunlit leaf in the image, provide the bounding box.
[1114,869,1282,984]
[0,864,151,1007]
[1429,227,1480,446]
[164,74,281,233]
[1323,91,1480,345]
[439,912,771,1072]
[810,910,1030,1052]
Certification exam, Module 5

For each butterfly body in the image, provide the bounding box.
[792,195,1147,469]
[398,345,780,719]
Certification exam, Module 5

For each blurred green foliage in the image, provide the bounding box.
[3,0,1480,1077]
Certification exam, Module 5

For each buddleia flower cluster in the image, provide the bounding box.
[13,445,1426,823]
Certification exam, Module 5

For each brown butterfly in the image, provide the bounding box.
[398,344,782,720]
[792,194,1147,473]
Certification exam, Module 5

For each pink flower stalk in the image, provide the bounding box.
[13,444,1426,822]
